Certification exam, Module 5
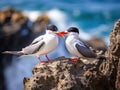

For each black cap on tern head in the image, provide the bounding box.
[67,27,79,34]
[47,24,58,31]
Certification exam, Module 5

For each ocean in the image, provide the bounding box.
[1,0,120,90]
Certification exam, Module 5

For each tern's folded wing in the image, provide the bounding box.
[75,43,97,58]
[22,41,45,54]
[31,35,44,45]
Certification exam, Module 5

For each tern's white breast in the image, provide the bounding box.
[37,34,58,55]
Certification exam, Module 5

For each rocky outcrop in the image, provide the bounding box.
[23,19,120,90]
[31,14,50,33]
[111,19,120,90]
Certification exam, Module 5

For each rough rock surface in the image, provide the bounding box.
[116,59,120,90]
[23,19,120,90]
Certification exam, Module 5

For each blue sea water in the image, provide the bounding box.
[1,0,120,41]
[1,0,120,90]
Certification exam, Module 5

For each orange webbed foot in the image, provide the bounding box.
[39,61,46,65]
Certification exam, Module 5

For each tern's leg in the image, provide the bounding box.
[45,55,51,62]
[37,56,46,65]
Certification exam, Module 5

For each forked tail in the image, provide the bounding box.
[3,51,24,55]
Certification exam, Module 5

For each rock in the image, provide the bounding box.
[0,7,15,25]
[24,59,84,90]
[100,19,120,90]
[116,59,120,90]
[86,37,107,54]
[11,11,28,25]
[31,14,50,33]
[23,19,120,90]
[2,10,29,36]
[0,11,6,24]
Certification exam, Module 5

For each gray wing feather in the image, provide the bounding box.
[75,43,97,58]
[31,36,44,45]
[77,38,90,49]
[22,41,45,54]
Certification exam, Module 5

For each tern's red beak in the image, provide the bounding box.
[54,31,68,38]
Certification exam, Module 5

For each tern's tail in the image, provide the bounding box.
[3,51,24,55]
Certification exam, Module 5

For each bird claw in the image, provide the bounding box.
[39,60,52,65]
[39,61,46,65]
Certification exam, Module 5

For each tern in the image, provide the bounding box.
[63,27,104,62]
[3,24,65,64]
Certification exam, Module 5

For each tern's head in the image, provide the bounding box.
[46,24,58,32]
[67,27,79,34]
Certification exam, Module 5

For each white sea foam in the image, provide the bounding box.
[23,11,42,21]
